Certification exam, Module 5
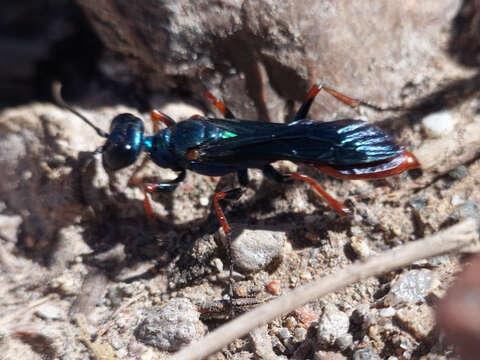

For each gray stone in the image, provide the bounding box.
[409,196,428,210]
[294,327,307,342]
[0,214,22,243]
[447,165,469,181]
[335,333,353,351]
[34,304,64,321]
[250,326,285,360]
[230,228,285,273]
[314,351,347,360]
[317,304,350,347]
[135,298,204,351]
[353,344,381,360]
[385,269,434,305]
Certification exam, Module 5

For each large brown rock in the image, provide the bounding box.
[76,0,466,122]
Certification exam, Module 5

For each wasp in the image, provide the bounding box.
[53,82,420,236]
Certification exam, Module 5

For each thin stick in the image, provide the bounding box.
[170,219,478,360]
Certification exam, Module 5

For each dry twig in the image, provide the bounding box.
[171,219,478,360]
[74,313,118,360]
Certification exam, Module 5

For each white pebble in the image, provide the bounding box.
[421,111,455,138]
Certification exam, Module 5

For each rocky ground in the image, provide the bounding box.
[1,1,480,359]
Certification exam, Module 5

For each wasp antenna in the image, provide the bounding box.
[359,101,405,112]
[52,81,109,138]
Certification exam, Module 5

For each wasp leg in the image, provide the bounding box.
[237,169,249,186]
[296,83,404,120]
[212,188,244,235]
[143,170,186,219]
[294,85,324,121]
[205,90,236,119]
[294,84,362,121]
[321,86,406,112]
[321,85,361,110]
[213,170,249,234]
[263,164,351,216]
[150,109,176,130]
[291,173,352,216]
[213,186,244,304]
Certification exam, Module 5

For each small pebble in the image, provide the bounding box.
[234,283,249,297]
[395,304,435,341]
[351,304,370,324]
[249,326,279,360]
[353,344,381,360]
[294,327,307,342]
[427,254,450,267]
[314,351,347,360]
[450,200,480,227]
[34,304,64,321]
[51,272,79,296]
[317,304,350,347]
[106,284,134,307]
[335,333,353,351]
[266,280,281,294]
[199,196,209,206]
[0,214,22,243]
[408,196,428,210]
[300,271,313,280]
[139,348,156,360]
[230,228,285,272]
[294,305,318,327]
[448,165,469,181]
[277,327,291,341]
[397,336,415,359]
[211,257,224,272]
[451,194,464,206]
[421,110,455,138]
[285,316,297,329]
[350,236,372,259]
[379,307,396,318]
[385,269,434,305]
[135,298,204,351]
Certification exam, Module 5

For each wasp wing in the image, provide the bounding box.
[195,119,403,166]
[203,117,286,135]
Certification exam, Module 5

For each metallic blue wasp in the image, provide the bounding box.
[53,82,420,235]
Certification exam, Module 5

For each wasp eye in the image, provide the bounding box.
[102,114,145,170]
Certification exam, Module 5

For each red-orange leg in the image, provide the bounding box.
[141,170,186,220]
[205,90,235,119]
[213,192,230,234]
[143,184,156,220]
[290,172,352,216]
[294,84,363,121]
[213,187,243,301]
[322,86,361,110]
[212,188,244,234]
[320,84,403,112]
[150,109,176,129]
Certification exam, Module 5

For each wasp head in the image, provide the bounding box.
[102,114,145,171]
